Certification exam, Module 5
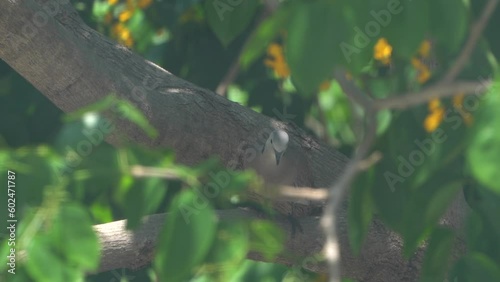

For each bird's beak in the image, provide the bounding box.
[275,151,284,165]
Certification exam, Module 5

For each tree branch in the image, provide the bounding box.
[374,80,491,110]
[440,0,499,84]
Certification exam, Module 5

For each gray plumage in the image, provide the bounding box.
[244,129,315,216]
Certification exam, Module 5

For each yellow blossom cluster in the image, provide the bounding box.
[264,43,290,78]
[424,94,474,133]
[411,40,432,84]
[373,38,392,65]
[106,0,154,47]
[424,98,445,132]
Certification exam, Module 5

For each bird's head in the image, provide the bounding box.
[269,130,289,165]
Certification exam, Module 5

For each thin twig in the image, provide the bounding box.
[131,165,180,180]
[333,68,373,110]
[131,165,329,202]
[323,69,378,282]
[440,0,499,84]
[373,80,491,110]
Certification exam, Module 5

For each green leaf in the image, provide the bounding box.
[125,177,167,229]
[402,178,461,256]
[115,99,158,139]
[348,168,374,254]
[381,0,430,58]
[240,5,290,68]
[419,228,454,282]
[25,235,65,282]
[450,253,500,281]
[205,221,249,280]
[286,0,344,94]
[430,0,468,53]
[467,84,500,193]
[205,0,259,46]
[155,190,217,282]
[51,204,100,270]
[92,1,111,19]
[249,220,285,260]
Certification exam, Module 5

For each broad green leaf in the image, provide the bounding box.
[240,5,290,68]
[419,228,454,282]
[286,0,345,94]
[51,204,100,270]
[155,190,217,282]
[450,254,500,281]
[381,0,430,58]
[249,220,284,260]
[467,84,500,193]
[401,176,461,256]
[205,0,259,46]
[204,221,249,280]
[25,236,65,282]
[430,0,468,53]
[125,177,167,229]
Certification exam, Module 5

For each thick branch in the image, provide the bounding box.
[94,208,436,282]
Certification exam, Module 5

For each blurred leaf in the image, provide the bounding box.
[51,204,100,270]
[381,0,429,58]
[450,253,500,282]
[286,0,343,94]
[227,85,249,106]
[249,220,284,261]
[125,177,166,229]
[430,0,468,53]
[25,235,66,282]
[467,83,500,193]
[155,190,217,282]
[205,0,259,46]
[92,1,112,19]
[115,99,158,139]
[419,228,454,282]
[240,5,290,68]
[205,221,249,280]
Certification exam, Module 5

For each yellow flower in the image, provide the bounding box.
[138,0,152,9]
[424,106,445,133]
[112,23,125,36]
[112,23,134,47]
[108,0,119,5]
[264,43,290,78]
[411,58,431,83]
[428,98,442,111]
[119,9,133,22]
[123,36,134,47]
[374,38,392,65]
[418,40,431,58]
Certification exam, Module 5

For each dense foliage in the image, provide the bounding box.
[1,0,500,281]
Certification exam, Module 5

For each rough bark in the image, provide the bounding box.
[0,1,467,281]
